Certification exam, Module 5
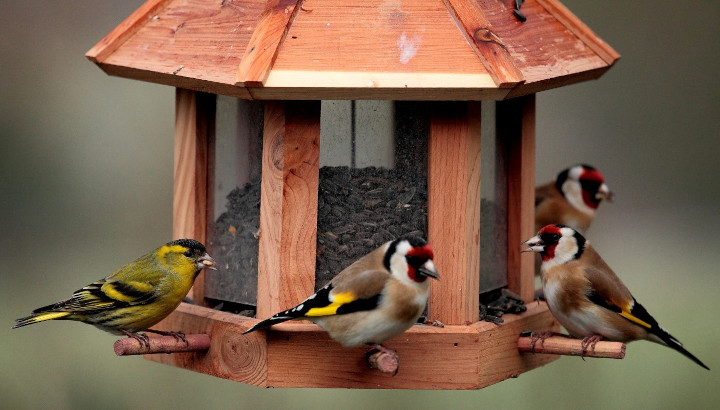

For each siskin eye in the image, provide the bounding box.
[184,250,193,257]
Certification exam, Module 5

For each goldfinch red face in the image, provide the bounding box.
[522,224,585,267]
[385,236,439,284]
[557,164,613,213]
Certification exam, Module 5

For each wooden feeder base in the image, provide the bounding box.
[144,301,560,389]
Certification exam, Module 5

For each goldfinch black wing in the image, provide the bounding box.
[243,269,390,334]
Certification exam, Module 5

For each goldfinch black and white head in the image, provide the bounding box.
[523,225,708,370]
[244,235,439,348]
[535,164,612,234]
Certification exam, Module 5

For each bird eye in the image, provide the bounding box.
[540,233,561,244]
[184,250,193,257]
[405,255,424,268]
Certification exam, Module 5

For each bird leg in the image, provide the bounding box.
[121,330,151,350]
[580,334,603,358]
[366,344,400,375]
[528,330,564,352]
[144,329,189,345]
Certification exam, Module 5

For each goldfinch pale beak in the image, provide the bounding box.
[417,260,439,280]
[521,235,544,253]
[197,253,217,270]
[596,183,614,202]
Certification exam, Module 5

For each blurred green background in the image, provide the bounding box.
[1,1,718,409]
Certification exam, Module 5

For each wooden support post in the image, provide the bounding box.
[173,88,215,303]
[257,101,320,319]
[500,94,535,303]
[428,101,482,325]
[518,335,626,359]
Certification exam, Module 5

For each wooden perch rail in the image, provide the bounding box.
[114,334,211,356]
[517,335,626,359]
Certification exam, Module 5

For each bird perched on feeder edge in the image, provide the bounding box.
[13,239,216,347]
[244,235,439,355]
[535,164,613,235]
[522,224,709,370]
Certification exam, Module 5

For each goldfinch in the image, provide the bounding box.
[244,236,439,349]
[535,164,613,234]
[13,239,216,347]
[522,224,709,369]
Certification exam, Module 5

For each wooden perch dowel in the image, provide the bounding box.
[367,346,400,374]
[518,335,626,359]
[114,334,211,356]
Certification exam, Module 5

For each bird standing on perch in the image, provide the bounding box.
[244,236,439,367]
[13,239,216,348]
[522,224,709,370]
[535,164,613,234]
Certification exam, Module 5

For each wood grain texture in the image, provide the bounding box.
[265,322,480,389]
[473,301,560,388]
[536,0,620,65]
[86,0,167,63]
[473,0,611,93]
[145,302,559,388]
[428,102,482,325]
[499,94,535,303]
[144,303,267,386]
[100,0,266,89]
[174,89,215,303]
[518,336,626,359]
[257,101,320,319]
[443,0,524,87]
[237,0,302,87]
[271,0,490,75]
[114,334,211,356]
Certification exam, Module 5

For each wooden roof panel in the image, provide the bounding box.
[271,0,489,74]
[87,0,618,100]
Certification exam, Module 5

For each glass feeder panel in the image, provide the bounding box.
[316,101,428,289]
[479,101,508,294]
[205,96,264,309]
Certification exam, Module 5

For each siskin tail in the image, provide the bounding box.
[651,326,709,370]
[13,311,72,329]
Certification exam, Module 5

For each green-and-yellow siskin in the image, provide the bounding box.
[13,239,216,346]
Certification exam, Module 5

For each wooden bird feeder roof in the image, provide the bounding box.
[87,0,618,100]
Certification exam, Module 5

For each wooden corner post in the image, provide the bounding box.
[499,94,536,303]
[428,101,482,325]
[174,88,216,303]
[257,101,321,319]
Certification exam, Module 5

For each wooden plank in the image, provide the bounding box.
[144,303,267,386]
[473,0,610,88]
[174,89,215,303]
[265,323,481,389]
[428,102,482,325]
[237,0,303,87]
[536,0,621,65]
[99,0,267,91]
[147,301,558,388]
[499,94,535,303]
[443,0,524,88]
[85,0,167,63]
[270,0,491,76]
[257,101,320,318]
[474,301,560,388]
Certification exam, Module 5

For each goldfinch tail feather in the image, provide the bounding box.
[650,325,709,370]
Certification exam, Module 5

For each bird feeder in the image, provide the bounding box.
[87,0,618,389]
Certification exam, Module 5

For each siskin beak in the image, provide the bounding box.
[417,260,440,280]
[198,253,217,270]
[521,235,544,253]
